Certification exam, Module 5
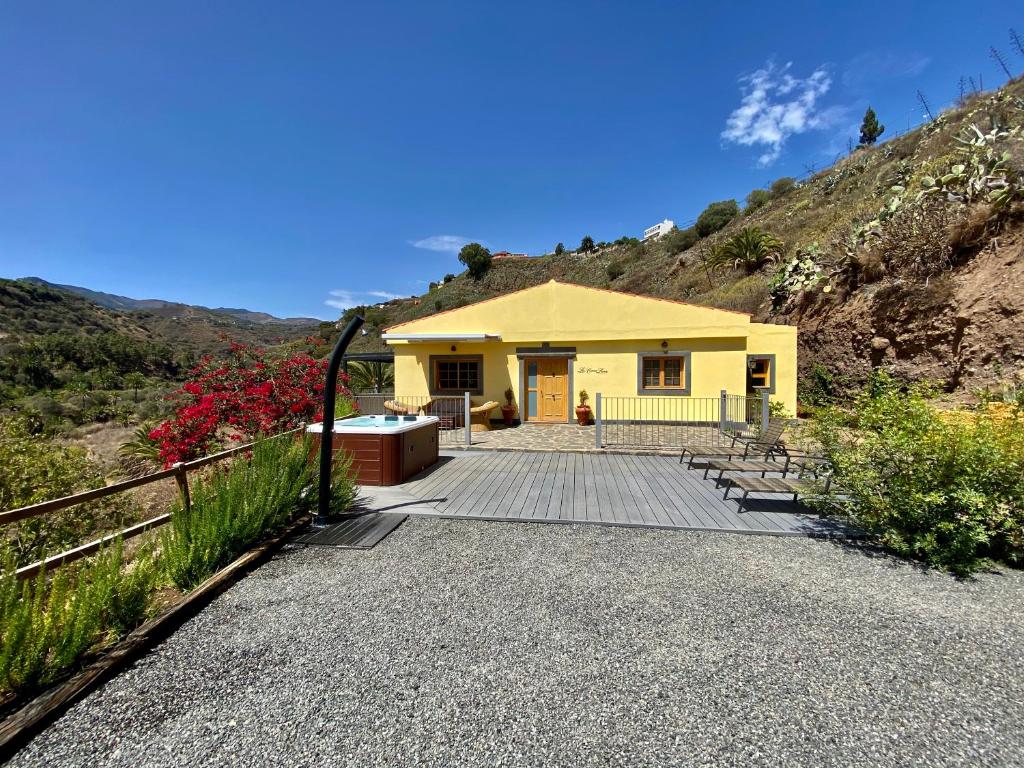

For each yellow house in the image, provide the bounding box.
[382,280,797,423]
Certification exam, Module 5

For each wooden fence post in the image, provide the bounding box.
[172,462,191,512]
[464,392,472,447]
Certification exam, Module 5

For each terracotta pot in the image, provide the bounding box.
[575,405,592,426]
[501,404,516,426]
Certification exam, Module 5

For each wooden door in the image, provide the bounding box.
[526,358,568,422]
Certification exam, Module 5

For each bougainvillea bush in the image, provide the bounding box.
[150,343,352,466]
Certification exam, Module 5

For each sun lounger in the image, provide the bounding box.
[723,455,833,512]
[679,418,790,468]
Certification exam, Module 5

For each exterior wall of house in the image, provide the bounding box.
[387,281,798,420]
[642,219,674,241]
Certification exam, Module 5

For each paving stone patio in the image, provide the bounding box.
[448,422,742,453]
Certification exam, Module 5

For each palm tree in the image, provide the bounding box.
[124,372,147,402]
[710,227,785,273]
[346,361,395,393]
[118,424,161,467]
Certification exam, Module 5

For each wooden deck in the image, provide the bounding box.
[396,450,859,538]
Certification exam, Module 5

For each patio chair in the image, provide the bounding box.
[723,454,833,512]
[679,418,790,469]
[422,398,464,430]
[384,400,415,416]
[469,400,500,432]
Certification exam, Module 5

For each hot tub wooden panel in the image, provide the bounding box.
[318,421,439,486]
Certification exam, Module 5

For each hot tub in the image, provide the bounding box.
[307,415,439,486]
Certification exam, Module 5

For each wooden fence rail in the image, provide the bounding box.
[2,426,305,580]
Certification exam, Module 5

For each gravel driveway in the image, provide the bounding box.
[11,518,1024,767]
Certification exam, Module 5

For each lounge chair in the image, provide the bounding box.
[469,400,500,432]
[702,456,794,483]
[723,455,833,512]
[679,418,790,468]
[384,400,414,416]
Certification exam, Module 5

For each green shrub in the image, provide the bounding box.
[0,540,156,695]
[744,188,771,214]
[710,227,785,273]
[694,200,739,237]
[606,262,625,281]
[458,243,492,279]
[803,375,1024,575]
[0,414,133,567]
[662,226,699,254]
[161,435,354,590]
[770,177,797,197]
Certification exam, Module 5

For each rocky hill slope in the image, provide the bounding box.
[345,79,1024,399]
[0,278,319,358]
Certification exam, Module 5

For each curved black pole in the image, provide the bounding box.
[317,315,364,526]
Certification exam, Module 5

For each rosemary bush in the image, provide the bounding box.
[0,540,157,695]
[161,435,355,590]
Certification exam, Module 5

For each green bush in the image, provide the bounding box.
[770,177,797,197]
[0,414,133,567]
[803,375,1024,575]
[744,188,771,214]
[662,226,699,254]
[694,200,739,238]
[0,540,157,695]
[606,262,625,281]
[161,435,354,590]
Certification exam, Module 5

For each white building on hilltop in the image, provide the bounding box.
[643,219,674,241]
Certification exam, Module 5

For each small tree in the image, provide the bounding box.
[579,235,595,253]
[123,372,147,402]
[554,242,565,255]
[859,107,885,146]
[744,188,772,214]
[458,242,492,279]
[769,177,796,198]
[694,200,739,238]
[443,273,455,283]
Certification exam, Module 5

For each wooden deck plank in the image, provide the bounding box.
[500,451,537,519]
[558,453,577,521]
[622,454,671,527]
[445,451,505,516]
[400,450,858,538]
[632,455,704,528]
[477,450,526,518]
[642,455,730,530]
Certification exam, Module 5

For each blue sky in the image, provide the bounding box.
[0,2,1017,319]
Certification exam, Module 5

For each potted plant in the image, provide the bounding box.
[575,389,592,426]
[501,387,516,426]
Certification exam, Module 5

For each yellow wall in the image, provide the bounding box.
[388,281,798,419]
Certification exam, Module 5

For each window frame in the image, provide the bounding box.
[428,354,484,396]
[745,353,776,394]
[636,351,691,396]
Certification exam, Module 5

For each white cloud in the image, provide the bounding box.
[722,61,835,166]
[324,288,403,311]
[409,235,474,253]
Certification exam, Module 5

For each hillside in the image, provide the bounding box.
[20,277,319,327]
[345,79,1024,398]
[2,278,320,358]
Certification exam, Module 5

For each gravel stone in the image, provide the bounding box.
[10,518,1024,767]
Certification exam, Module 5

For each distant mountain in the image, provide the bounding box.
[2,277,324,360]
[19,277,319,327]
